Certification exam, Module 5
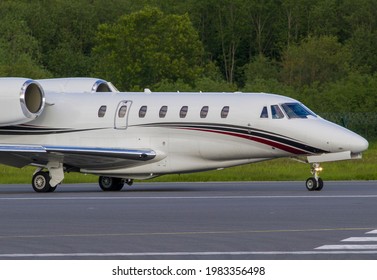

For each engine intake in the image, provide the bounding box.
[21,80,45,116]
[0,78,45,126]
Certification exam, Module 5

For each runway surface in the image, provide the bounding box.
[0,181,376,260]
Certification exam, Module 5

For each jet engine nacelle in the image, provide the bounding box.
[37,78,118,93]
[0,78,45,126]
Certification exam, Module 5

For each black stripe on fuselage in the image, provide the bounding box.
[0,125,107,135]
[136,122,328,154]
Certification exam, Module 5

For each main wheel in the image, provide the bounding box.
[99,176,124,191]
[32,171,54,193]
[305,177,317,191]
[315,178,324,191]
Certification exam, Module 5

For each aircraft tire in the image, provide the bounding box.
[32,171,54,193]
[315,178,324,191]
[99,176,124,191]
[305,177,317,191]
[48,186,57,192]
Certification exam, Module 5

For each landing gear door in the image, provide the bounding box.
[115,100,132,129]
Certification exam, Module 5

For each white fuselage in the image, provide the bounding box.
[0,90,368,179]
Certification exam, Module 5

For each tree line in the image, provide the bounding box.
[1,0,377,128]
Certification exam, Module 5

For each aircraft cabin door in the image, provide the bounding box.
[115,100,132,129]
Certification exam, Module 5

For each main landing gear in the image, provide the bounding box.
[31,162,134,192]
[32,171,57,193]
[31,162,64,193]
[305,163,324,191]
[98,176,134,192]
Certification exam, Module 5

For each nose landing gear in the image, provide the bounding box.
[305,163,324,191]
[98,176,134,191]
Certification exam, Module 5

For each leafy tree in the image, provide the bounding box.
[281,35,351,87]
[194,77,237,92]
[35,0,99,77]
[215,0,249,84]
[152,79,194,92]
[243,55,279,84]
[342,0,377,74]
[342,0,377,33]
[0,2,50,78]
[242,78,286,95]
[281,0,313,47]
[22,0,139,77]
[309,0,342,37]
[346,28,377,74]
[246,0,280,57]
[92,7,205,90]
[186,0,250,85]
[319,72,377,113]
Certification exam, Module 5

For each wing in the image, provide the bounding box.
[0,144,157,170]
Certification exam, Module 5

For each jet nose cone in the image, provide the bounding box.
[335,130,369,153]
[322,121,369,153]
[351,135,369,153]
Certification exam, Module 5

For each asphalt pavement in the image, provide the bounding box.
[0,181,376,260]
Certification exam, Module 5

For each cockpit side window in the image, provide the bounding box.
[271,105,284,119]
[281,103,317,119]
[260,106,268,118]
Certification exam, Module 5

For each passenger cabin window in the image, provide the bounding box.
[118,105,127,118]
[271,105,284,119]
[221,106,229,118]
[159,106,168,118]
[180,106,188,118]
[281,103,317,119]
[260,106,268,118]
[98,105,107,118]
[139,106,147,118]
[200,106,209,118]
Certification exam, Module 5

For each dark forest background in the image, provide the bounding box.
[1,0,377,137]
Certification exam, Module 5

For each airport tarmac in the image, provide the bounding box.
[0,181,376,260]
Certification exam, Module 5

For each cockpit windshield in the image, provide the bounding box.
[281,103,317,119]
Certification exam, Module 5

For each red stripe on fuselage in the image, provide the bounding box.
[181,127,308,155]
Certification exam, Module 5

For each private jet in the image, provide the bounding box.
[0,77,368,192]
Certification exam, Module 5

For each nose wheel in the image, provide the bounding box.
[99,176,124,191]
[305,163,324,191]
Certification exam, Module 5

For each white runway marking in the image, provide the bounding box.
[1,250,377,258]
[315,229,377,251]
[342,237,377,242]
[316,245,377,250]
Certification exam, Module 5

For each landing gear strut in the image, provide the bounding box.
[305,163,324,191]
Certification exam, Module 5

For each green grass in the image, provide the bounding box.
[1,142,376,184]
